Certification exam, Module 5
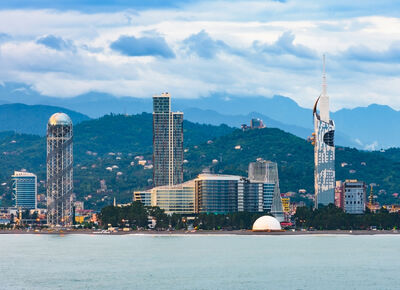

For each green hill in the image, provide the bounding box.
[0,113,399,209]
[0,113,234,208]
[185,128,400,205]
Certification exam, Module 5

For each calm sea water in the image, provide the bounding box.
[0,234,399,289]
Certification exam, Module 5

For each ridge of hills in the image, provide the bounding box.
[0,113,399,210]
[1,82,400,148]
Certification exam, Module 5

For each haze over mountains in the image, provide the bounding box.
[0,82,399,149]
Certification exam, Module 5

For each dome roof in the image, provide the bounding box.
[48,113,72,126]
[252,215,282,231]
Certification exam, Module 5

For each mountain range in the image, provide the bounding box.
[0,82,400,149]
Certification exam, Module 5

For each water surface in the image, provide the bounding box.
[0,234,398,289]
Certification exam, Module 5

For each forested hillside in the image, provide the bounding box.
[0,113,399,209]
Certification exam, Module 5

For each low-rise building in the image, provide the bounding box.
[335,181,344,209]
[250,118,265,129]
[133,191,152,207]
[195,174,241,214]
[343,180,366,214]
[152,180,195,214]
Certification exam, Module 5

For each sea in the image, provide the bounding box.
[0,234,399,290]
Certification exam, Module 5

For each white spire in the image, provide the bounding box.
[322,54,327,97]
[319,54,330,122]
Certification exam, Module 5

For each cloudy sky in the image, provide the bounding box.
[0,0,399,110]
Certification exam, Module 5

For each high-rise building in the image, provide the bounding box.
[46,113,73,227]
[248,159,284,221]
[343,180,366,214]
[12,171,37,209]
[153,92,183,187]
[313,56,335,208]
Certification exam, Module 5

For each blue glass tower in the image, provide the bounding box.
[12,171,37,209]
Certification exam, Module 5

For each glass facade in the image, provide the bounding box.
[133,191,152,207]
[12,171,37,209]
[195,175,241,214]
[152,181,195,214]
[247,160,284,219]
[263,183,275,212]
[153,93,183,187]
[242,182,263,212]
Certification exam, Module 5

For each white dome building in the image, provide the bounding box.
[252,215,282,232]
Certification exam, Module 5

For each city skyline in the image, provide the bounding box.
[1,2,400,289]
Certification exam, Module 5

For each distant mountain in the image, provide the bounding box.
[0,103,90,135]
[1,82,400,149]
[184,108,357,147]
[332,104,400,150]
[0,83,152,118]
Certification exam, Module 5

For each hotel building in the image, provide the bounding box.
[12,171,37,209]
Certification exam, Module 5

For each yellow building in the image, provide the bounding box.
[75,216,85,224]
[134,181,195,214]
[281,197,290,213]
[133,190,152,206]
[151,180,195,214]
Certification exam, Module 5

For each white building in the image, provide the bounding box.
[344,180,366,214]
[313,56,335,208]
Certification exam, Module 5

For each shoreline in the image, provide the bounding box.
[0,229,399,236]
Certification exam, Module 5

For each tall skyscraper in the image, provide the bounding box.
[153,92,183,187]
[12,171,37,209]
[313,56,335,208]
[47,113,73,227]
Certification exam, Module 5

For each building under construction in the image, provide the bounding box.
[46,113,73,227]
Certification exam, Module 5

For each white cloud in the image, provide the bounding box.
[0,1,399,110]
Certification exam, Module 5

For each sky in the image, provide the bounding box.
[0,0,399,110]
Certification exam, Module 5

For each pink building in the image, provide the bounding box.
[335,181,344,209]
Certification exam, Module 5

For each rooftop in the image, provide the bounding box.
[48,113,72,126]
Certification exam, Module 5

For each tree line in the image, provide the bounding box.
[98,201,265,230]
[294,204,400,230]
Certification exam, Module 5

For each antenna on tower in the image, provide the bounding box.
[322,54,327,97]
